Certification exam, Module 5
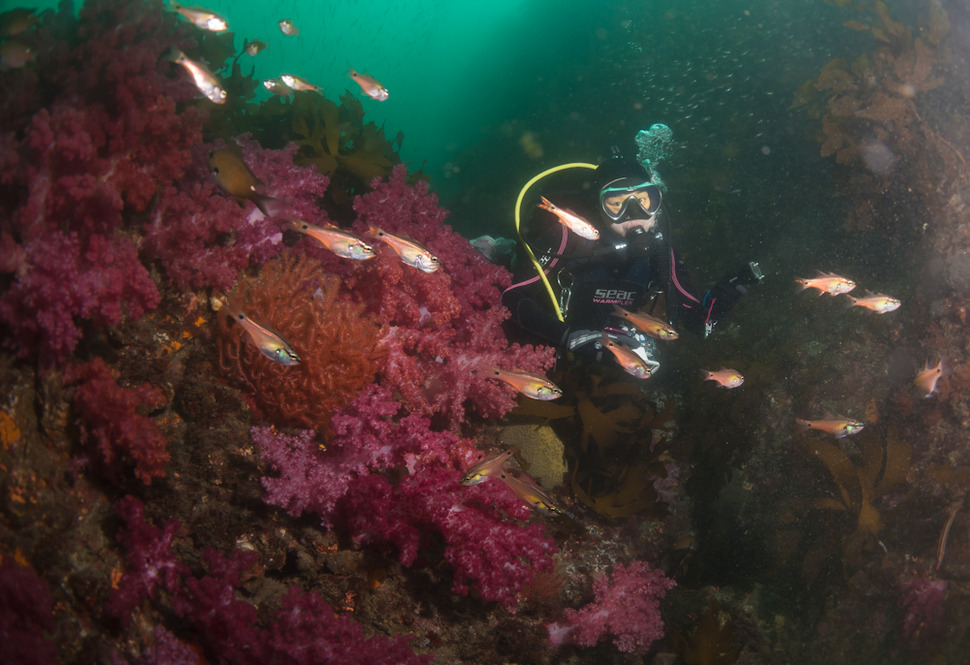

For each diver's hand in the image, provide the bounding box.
[564,329,603,354]
[731,261,764,287]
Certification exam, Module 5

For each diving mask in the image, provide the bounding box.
[599,177,662,222]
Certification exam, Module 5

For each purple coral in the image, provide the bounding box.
[0,560,59,665]
[107,495,187,623]
[255,384,558,607]
[64,358,170,485]
[547,561,675,653]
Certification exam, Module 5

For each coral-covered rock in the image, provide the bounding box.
[107,495,187,623]
[64,358,170,485]
[0,0,200,365]
[346,165,556,427]
[218,253,387,431]
[547,561,675,653]
[0,559,59,665]
[141,136,333,291]
[107,499,430,665]
[255,385,558,608]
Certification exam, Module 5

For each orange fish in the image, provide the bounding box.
[796,416,864,438]
[496,471,564,515]
[701,368,744,389]
[460,449,516,486]
[537,196,600,240]
[914,358,945,398]
[611,304,679,341]
[795,272,856,296]
[846,291,901,313]
[366,224,440,272]
[222,301,300,365]
[478,366,562,400]
[601,333,653,379]
[348,67,389,101]
[168,49,226,104]
[285,220,375,261]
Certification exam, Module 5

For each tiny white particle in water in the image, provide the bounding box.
[761,146,771,155]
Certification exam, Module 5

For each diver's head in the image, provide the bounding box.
[594,155,662,230]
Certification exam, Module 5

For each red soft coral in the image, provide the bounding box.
[345,165,556,427]
[0,231,160,366]
[64,357,169,484]
[256,385,558,608]
[0,0,203,364]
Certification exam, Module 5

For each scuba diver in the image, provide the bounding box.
[500,143,763,378]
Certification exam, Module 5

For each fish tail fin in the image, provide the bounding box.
[699,369,712,381]
[794,278,808,292]
[162,46,185,64]
[795,418,812,433]
[252,194,281,217]
[220,296,246,328]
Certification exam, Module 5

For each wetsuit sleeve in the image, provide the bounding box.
[665,247,745,335]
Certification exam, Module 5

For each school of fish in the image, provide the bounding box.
[24,2,939,513]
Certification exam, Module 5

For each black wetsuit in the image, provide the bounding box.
[502,203,744,350]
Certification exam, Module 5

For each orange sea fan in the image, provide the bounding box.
[218,253,387,431]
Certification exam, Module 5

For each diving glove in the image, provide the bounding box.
[564,326,660,375]
[726,261,765,292]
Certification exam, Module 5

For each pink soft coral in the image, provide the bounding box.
[344,165,555,427]
[0,0,199,364]
[255,384,557,607]
[547,561,675,653]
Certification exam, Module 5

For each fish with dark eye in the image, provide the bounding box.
[285,219,376,260]
[460,449,516,486]
[244,39,268,56]
[348,67,389,101]
[611,304,678,340]
[477,365,562,400]
[170,3,228,31]
[366,224,440,272]
[279,18,300,36]
[208,148,277,215]
[222,301,300,365]
[167,49,226,104]
[795,416,865,438]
